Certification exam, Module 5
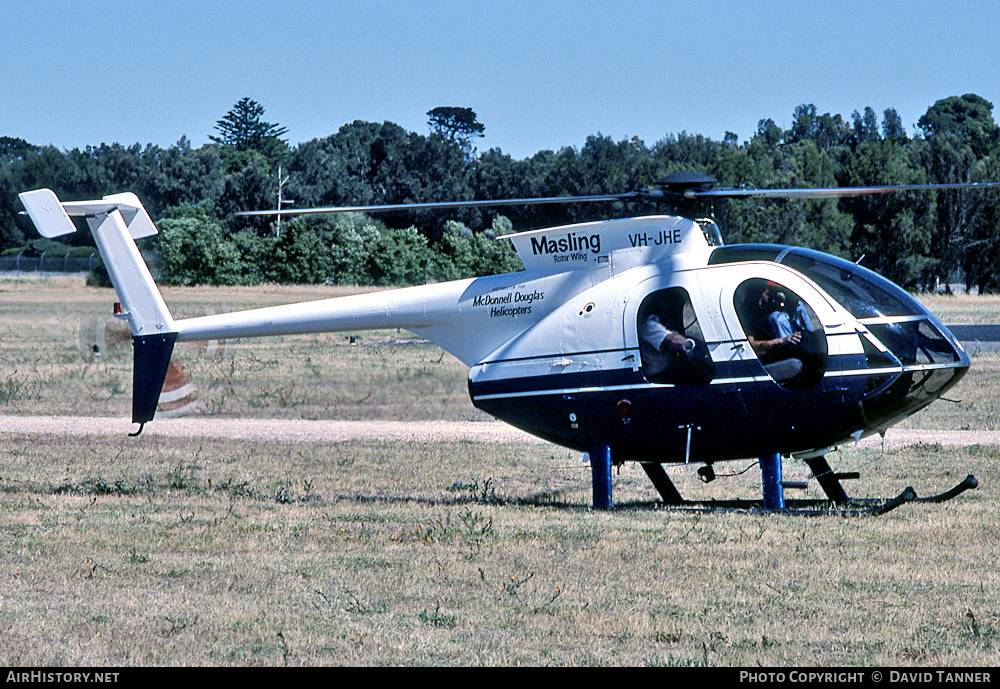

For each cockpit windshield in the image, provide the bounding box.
[709,245,926,319]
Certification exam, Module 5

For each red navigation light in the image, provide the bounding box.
[617,399,632,418]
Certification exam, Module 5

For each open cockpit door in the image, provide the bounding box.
[716,265,834,392]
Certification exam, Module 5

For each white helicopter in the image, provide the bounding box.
[19,173,997,514]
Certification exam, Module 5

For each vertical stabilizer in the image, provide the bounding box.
[19,190,178,426]
[83,208,174,337]
[132,333,178,425]
[84,207,177,426]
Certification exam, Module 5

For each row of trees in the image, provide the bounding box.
[3,95,999,290]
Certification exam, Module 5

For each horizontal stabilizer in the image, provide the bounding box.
[18,189,77,238]
[21,188,177,429]
[102,192,158,239]
[19,189,159,240]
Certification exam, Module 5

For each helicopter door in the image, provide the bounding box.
[623,281,715,386]
[723,275,830,391]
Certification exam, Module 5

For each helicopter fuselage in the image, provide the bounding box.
[17,187,970,472]
[466,220,969,465]
[18,187,979,509]
[172,215,969,467]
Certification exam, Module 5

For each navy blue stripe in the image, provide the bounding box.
[471,368,642,397]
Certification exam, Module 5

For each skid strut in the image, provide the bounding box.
[804,455,857,503]
[641,463,684,505]
[760,452,785,511]
[590,444,613,510]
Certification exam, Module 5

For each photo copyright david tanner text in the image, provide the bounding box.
[739,670,991,684]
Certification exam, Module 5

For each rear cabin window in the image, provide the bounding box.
[636,287,714,385]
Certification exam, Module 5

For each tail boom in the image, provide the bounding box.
[18,189,493,426]
[18,189,535,426]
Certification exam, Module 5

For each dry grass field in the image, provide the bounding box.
[1,275,999,666]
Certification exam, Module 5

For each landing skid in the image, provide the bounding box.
[636,488,915,516]
[637,458,977,516]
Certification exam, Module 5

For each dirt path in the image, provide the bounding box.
[3,414,1000,450]
[0,415,544,444]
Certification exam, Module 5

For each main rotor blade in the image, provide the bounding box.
[686,181,1000,200]
[234,181,1000,217]
[234,192,641,217]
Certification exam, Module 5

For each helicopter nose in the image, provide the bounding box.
[859,317,969,428]
[866,318,969,369]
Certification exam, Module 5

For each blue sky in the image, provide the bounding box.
[5,0,1000,160]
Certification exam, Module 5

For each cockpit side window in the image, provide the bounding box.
[734,279,828,390]
[637,287,714,385]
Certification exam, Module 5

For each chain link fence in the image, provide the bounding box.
[0,252,99,273]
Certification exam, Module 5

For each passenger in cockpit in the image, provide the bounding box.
[638,287,715,386]
[640,313,693,379]
[769,291,813,338]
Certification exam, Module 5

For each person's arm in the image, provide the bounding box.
[748,331,801,354]
[642,316,688,352]
[661,331,689,351]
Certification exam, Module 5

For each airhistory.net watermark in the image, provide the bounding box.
[5,672,119,684]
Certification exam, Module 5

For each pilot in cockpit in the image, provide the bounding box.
[745,283,804,382]
[734,279,828,390]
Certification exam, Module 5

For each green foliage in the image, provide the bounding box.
[216,151,278,217]
[840,137,933,287]
[229,227,277,284]
[156,203,248,285]
[432,218,522,281]
[919,94,1000,157]
[211,97,289,167]
[882,108,907,141]
[427,106,485,151]
[5,94,1000,289]
[326,213,388,284]
[270,217,333,284]
[366,226,433,286]
[1,238,96,258]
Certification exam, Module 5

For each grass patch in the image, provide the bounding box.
[0,433,996,666]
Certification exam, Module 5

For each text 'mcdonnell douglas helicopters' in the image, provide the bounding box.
[19,173,1000,514]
